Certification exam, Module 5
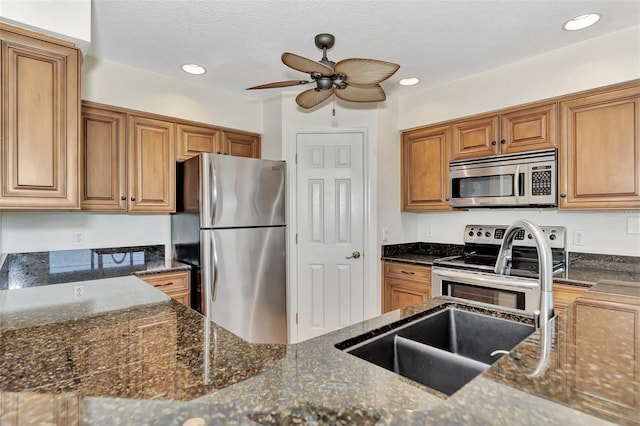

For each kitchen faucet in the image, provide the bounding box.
[494,219,554,377]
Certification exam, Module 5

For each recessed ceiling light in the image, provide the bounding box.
[563,13,601,31]
[181,63,206,75]
[399,77,420,86]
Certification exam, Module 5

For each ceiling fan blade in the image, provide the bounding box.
[334,84,386,103]
[282,52,334,77]
[246,80,312,90]
[296,88,334,109]
[334,58,400,85]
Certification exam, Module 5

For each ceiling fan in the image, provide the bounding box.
[247,33,400,111]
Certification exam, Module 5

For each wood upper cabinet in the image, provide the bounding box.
[559,85,640,209]
[221,130,261,158]
[401,125,451,211]
[451,103,557,160]
[176,123,221,161]
[176,125,261,161]
[128,115,176,212]
[382,261,432,313]
[81,104,127,211]
[0,26,80,209]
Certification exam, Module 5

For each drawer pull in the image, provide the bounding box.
[401,270,415,275]
[154,281,174,287]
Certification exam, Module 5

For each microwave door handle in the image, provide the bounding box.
[513,164,522,204]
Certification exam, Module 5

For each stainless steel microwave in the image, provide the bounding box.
[449,149,557,208]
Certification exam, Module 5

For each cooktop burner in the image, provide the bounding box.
[434,224,567,279]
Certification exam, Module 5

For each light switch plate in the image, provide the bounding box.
[382,227,389,243]
[573,230,585,246]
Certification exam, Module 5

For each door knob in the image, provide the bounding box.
[346,251,361,260]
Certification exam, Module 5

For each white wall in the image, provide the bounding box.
[389,26,640,257]
[1,212,170,254]
[0,0,91,52]
[261,96,283,161]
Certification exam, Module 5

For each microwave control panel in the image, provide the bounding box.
[531,165,553,196]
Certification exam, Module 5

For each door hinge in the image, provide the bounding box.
[295,233,298,244]
[295,153,298,164]
[295,313,298,324]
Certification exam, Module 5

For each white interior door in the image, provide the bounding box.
[296,132,365,342]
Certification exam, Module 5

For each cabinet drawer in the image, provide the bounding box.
[384,262,431,283]
[141,271,190,294]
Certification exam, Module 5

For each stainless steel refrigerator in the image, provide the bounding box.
[171,153,287,344]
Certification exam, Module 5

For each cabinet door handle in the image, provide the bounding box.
[401,270,415,275]
[131,197,136,201]
[154,281,174,287]
[121,196,126,201]
[560,193,567,198]
[491,140,497,145]
[500,139,506,144]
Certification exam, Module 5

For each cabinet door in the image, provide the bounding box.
[500,103,557,154]
[127,115,176,212]
[560,86,640,209]
[451,114,499,160]
[572,298,639,424]
[176,123,220,161]
[401,125,451,211]
[0,31,79,209]
[221,130,261,158]
[81,104,127,211]
[384,278,430,313]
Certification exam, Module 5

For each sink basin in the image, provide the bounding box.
[339,306,534,396]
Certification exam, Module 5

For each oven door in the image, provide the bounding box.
[432,266,540,313]
[449,163,527,207]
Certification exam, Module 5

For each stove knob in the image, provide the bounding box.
[485,232,491,237]
[527,234,532,239]
[468,231,474,237]
[549,234,557,241]
[476,232,482,237]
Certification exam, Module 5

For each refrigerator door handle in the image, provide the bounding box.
[208,158,218,225]
[211,233,219,302]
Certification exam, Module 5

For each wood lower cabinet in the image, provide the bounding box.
[401,125,451,211]
[0,24,80,209]
[0,392,81,426]
[451,103,556,160]
[139,270,191,308]
[382,261,431,313]
[571,289,640,424]
[559,84,640,209]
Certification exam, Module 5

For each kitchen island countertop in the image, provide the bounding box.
[1,274,638,424]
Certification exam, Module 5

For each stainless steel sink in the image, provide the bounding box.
[338,306,534,396]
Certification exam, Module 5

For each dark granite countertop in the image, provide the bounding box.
[1,274,638,424]
[381,242,640,286]
[0,245,190,291]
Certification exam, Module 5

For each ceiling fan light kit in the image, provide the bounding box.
[247,33,400,111]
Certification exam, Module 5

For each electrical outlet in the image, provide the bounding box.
[72,231,84,246]
[74,284,84,300]
[573,230,585,246]
[425,225,433,238]
[382,227,389,243]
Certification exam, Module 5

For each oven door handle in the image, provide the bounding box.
[432,268,539,291]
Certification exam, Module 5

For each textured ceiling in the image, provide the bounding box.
[88,0,640,102]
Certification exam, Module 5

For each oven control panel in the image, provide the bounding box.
[463,225,566,249]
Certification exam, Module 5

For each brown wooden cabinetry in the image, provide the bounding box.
[559,84,640,209]
[382,261,431,313]
[221,130,261,158]
[0,24,80,209]
[570,287,640,424]
[401,125,451,211]
[128,115,176,212]
[176,123,221,161]
[139,270,191,308]
[451,103,556,160]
